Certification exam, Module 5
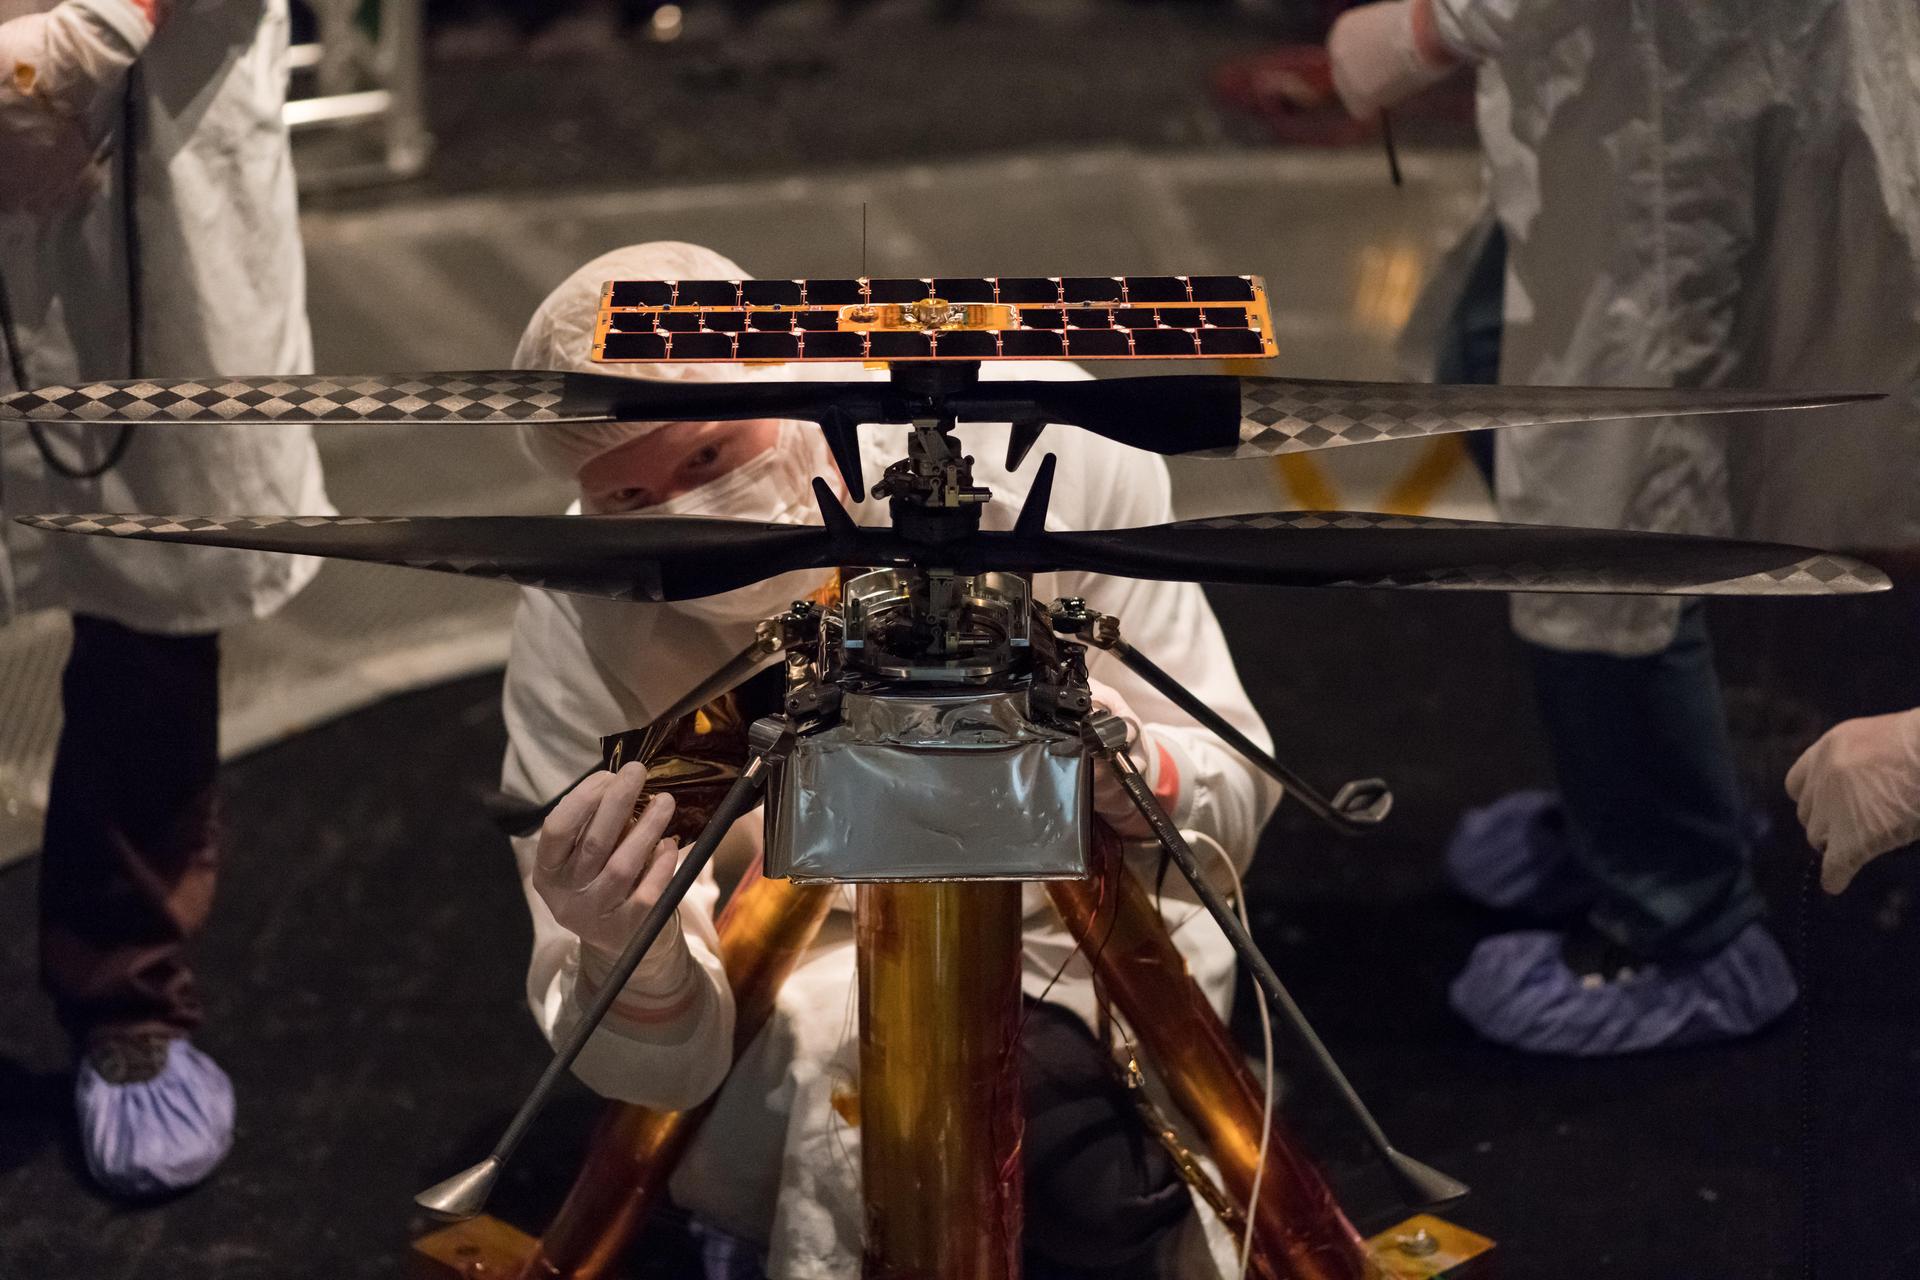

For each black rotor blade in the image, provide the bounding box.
[1043,510,1891,597]
[992,376,1882,459]
[0,370,856,427]
[13,512,840,602]
[17,506,1890,603]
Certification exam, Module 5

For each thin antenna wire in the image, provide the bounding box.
[1380,109,1404,187]
[861,202,868,279]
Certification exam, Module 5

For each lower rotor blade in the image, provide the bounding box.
[1046,511,1890,597]
[1004,376,1880,459]
[14,512,838,602]
[0,370,850,427]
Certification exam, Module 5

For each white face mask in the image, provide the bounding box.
[653,422,840,628]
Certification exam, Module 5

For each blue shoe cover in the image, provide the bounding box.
[689,1218,767,1280]
[76,1038,235,1197]
[1444,790,1593,915]
[1449,922,1798,1056]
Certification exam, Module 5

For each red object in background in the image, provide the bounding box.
[1211,43,1376,147]
[1213,0,1477,151]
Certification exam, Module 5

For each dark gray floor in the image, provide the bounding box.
[2,585,1917,1278]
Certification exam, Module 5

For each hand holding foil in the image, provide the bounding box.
[533,762,689,976]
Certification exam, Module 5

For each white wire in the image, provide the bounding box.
[1187,829,1273,1280]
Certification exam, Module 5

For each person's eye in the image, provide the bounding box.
[608,487,651,510]
[685,444,723,473]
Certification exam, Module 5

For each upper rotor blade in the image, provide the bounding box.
[997,376,1881,459]
[14,512,838,602]
[1046,510,1891,596]
[0,371,851,427]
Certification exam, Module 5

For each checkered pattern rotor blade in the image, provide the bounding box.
[1211,380,1882,458]
[0,372,590,425]
[1055,510,1891,596]
[14,511,837,603]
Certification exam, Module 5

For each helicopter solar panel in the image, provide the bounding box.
[593,275,1276,363]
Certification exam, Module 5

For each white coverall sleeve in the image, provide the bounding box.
[13,1,157,120]
[503,743,736,1113]
[1059,449,1283,879]
[1428,0,1610,60]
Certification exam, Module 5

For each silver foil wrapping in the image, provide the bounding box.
[765,689,1090,882]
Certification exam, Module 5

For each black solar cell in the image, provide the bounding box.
[742,280,805,307]
[737,332,801,360]
[668,332,733,359]
[868,278,935,304]
[675,281,740,307]
[1062,276,1124,304]
[805,279,865,305]
[599,331,668,359]
[1121,276,1189,303]
[867,331,933,359]
[1188,275,1257,303]
[608,281,673,307]
[1001,330,1065,357]
[995,277,1062,304]
[801,331,866,359]
[931,331,998,358]
[1197,328,1266,356]
[931,278,996,303]
[1066,330,1129,357]
[1129,329,1202,356]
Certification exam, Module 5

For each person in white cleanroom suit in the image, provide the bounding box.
[500,242,1283,1280]
[1329,0,1920,1054]
[0,0,327,1194]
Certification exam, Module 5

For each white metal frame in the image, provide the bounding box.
[285,0,432,189]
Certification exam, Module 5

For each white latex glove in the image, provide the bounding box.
[1786,708,1920,894]
[1089,679,1181,840]
[533,762,691,979]
[1326,0,1461,121]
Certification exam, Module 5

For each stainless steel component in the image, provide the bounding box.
[414,1156,502,1222]
[1089,716,1468,1212]
[765,689,1090,883]
[841,567,1030,684]
[1052,597,1393,834]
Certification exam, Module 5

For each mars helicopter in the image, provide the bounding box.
[3,273,1889,1279]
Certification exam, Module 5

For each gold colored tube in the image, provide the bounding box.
[517,860,836,1280]
[1045,832,1377,1280]
[857,883,1024,1280]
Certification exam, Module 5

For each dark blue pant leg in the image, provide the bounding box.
[1527,604,1766,960]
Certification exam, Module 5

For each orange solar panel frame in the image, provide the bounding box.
[591,274,1279,364]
